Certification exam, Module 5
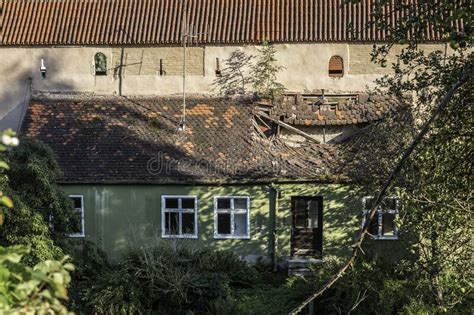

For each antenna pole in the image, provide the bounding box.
[181,0,188,131]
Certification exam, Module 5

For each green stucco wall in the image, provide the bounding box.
[60,183,362,261]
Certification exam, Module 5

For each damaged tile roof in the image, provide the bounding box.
[21,94,351,184]
[270,93,403,126]
[1,0,447,46]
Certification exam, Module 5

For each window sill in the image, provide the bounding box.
[214,235,250,240]
[162,234,198,239]
[374,236,398,241]
[69,234,85,238]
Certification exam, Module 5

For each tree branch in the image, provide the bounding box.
[289,66,473,315]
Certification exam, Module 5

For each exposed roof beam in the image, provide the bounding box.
[256,111,321,144]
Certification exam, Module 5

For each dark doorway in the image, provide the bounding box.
[291,196,323,257]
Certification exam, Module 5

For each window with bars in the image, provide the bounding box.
[214,196,250,239]
[362,197,399,240]
[161,196,198,238]
[328,55,344,78]
[68,195,85,237]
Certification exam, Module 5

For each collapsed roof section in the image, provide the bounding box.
[20,93,406,184]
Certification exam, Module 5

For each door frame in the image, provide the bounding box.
[290,196,323,257]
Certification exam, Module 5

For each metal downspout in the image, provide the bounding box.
[268,183,279,272]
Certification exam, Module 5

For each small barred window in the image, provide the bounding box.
[328,56,344,78]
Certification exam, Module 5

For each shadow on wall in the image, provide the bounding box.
[274,183,362,259]
[22,99,274,259]
[0,61,77,132]
[117,184,272,262]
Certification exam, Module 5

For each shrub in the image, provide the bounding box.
[0,139,80,265]
[78,240,257,314]
[0,245,74,314]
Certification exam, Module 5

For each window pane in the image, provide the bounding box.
[234,213,248,236]
[70,209,82,234]
[382,213,396,236]
[182,213,195,234]
[165,212,179,235]
[217,198,231,210]
[364,212,379,236]
[294,198,306,228]
[364,197,375,211]
[307,200,319,228]
[181,198,195,209]
[234,198,247,210]
[165,198,179,209]
[71,197,82,209]
[217,213,231,234]
[381,198,397,211]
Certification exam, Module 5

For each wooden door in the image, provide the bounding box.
[291,196,323,257]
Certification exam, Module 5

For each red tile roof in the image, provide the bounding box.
[21,95,343,183]
[1,0,445,46]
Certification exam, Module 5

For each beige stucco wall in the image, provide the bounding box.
[0,43,445,130]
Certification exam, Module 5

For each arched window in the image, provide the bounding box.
[94,52,107,75]
[328,56,344,78]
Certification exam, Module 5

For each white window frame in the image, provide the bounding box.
[68,195,85,238]
[214,196,250,239]
[161,195,198,239]
[362,196,399,240]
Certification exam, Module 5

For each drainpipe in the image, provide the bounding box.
[267,184,280,272]
[118,47,124,96]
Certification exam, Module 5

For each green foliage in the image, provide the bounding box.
[0,131,73,313]
[337,9,472,311]
[395,85,473,311]
[7,138,80,236]
[206,297,245,315]
[0,139,79,265]
[0,129,18,214]
[345,0,474,312]
[0,245,74,314]
[252,41,285,100]
[77,240,257,314]
[0,186,63,265]
[235,256,339,314]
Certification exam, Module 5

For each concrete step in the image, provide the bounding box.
[288,258,323,268]
[288,257,323,275]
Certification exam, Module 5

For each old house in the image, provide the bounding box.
[0,0,427,267]
[21,93,405,267]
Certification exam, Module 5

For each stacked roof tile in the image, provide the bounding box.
[270,93,403,126]
[1,0,447,46]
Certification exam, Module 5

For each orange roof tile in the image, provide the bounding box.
[1,0,449,46]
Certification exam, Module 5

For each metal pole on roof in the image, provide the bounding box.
[181,0,188,132]
[179,0,206,133]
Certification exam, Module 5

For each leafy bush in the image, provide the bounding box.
[206,297,245,315]
[7,139,80,237]
[235,256,341,315]
[78,240,257,314]
[0,245,74,314]
[0,139,79,265]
